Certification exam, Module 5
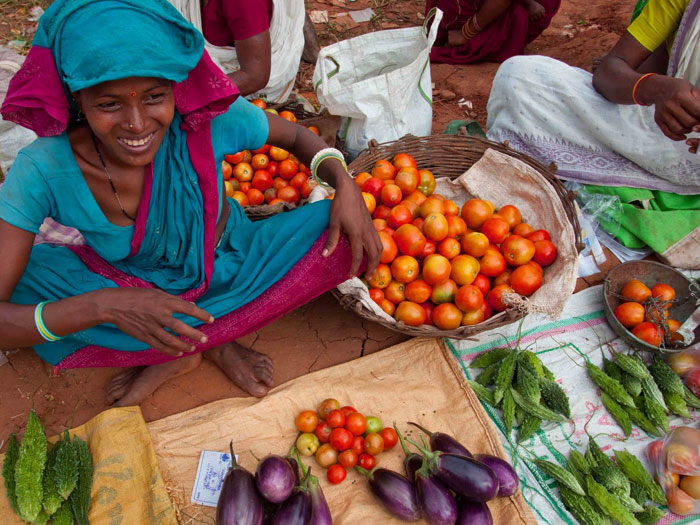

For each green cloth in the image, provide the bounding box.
[442,119,487,138]
[583,184,700,253]
[632,0,649,22]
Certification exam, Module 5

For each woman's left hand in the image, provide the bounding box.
[323,175,382,280]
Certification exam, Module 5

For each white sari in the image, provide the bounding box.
[486,0,700,195]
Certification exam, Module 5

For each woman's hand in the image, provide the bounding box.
[97,288,214,356]
[323,174,382,280]
[448,29,468,47]
[643,76,700,141]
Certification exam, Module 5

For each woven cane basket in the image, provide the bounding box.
[330,133,584,339]
[244,101,342,221]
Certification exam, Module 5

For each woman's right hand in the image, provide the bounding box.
[97,288,214,356]
[644,76,700,141]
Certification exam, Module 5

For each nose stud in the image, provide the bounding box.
[130,91,136,97]
[129,123,133,129]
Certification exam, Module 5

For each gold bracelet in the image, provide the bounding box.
[461,16,480,41]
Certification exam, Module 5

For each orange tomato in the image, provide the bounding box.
[501,235,536,266]
[379,298,395,316]
[487,284,514,312]
[461,199,493,229]
[431,279,458,304]
[279,110,298,123]
[632,322,663,346]
[512,222,534,237]
[620,279,652,303]
[405,279,432,304]
[225,151,246,164]
[387,205,414,230]
[423,213,449,242]
[273,178,289,191]
[432,303,463,330]
[278,185,300,204]
[362,193,377,215]
[400,199,421,220]
[378,231,398,263]
[394,301,427,326]
[481,217,510,244]
[511,264,543,296]
[455,284,484,312]
[269,146,290,162]
[372,160,396,181]
[646,306,669,325]
[384,280,406,304]
[295,410,319,433]
[498,205,522,230]
[368,264,392,289]
[422,254,452,285]
[443,200,459,217]
[391,255,420,284]
[420,197,446,218]
[231,190,249,206]
[395,167,419,194]
[392,152,417,171]
[247,188,265,205]
[224,180,235,198]
[393,224,426,256]
[405,189,428,207]
[450,255,480,286]
[233,161,253,182]
[368,288,384,304]
[479,249,507,277]
[668,319,681,333]
[355,172,372,188]
[222,160,233,180]
[492,269,512,287]
[446,216,467,239]
[307,125,320,135]
[251,98,267,109]
[651,283,676,303]
[462,307,486,326]
[438,237,461,259]
[251,153,269,170]
[461,232,489,257]
[417,169,436,196]
[381,184,403,207]
[373,218,388,232]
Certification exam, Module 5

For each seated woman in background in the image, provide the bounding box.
[0,0,379,406]
[426,0,560,64]
[486,0,700,268]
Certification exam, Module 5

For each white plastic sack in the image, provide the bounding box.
[168,0,305,103]
[313,9,443,160]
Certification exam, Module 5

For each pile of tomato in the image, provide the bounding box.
[222,99,319,207]
[613,278,682,347]
[294,398,398,485]
[356,153,558,330]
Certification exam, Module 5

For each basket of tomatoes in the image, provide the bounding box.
[605,260,699,352]
[223,98,341,221]
[329,134,582,339]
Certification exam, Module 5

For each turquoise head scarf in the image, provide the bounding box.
[34,0,204,92]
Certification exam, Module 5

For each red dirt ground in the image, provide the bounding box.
[0,0,632,443]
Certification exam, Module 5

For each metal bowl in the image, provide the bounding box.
[603,260,699,353]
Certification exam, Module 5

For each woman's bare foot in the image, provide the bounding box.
[592,56,603,72]
[523,0,545,21]
[204,342,275,397]
[107,352,202,406]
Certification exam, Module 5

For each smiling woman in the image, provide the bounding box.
[0,0,380,406]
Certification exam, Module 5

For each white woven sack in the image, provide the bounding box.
[313,9,443,160]
[168,0,305,103]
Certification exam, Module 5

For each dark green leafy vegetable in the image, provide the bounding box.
[69,437,92,525]
[55,432,79,500]
[14,410,47,523]
[2,434,20,513]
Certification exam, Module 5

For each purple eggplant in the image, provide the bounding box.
[414,458,458,525]
[255,454,296,503]
[409,422,473,458]
[409,438,499,502]
[456,498,493,525]
[356,466,420,521]
[296,452,332,525]
[395,424,423,482]
[473,454,518,497]
[271,488,312,525]
[217,443,264,525]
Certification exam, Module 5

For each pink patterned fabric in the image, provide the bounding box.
[57,232,355,369]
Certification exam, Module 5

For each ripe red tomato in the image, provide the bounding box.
[527,229,551,243]
[455,284,484,312]
[393,224,426,256]
[362,177,386,200]
[295,410,319,433]
[344,412,367,436]
[326,409,345,428]
[511,264,543,296]
[327,464,347,484]
[472,273,491,297]
[632,322,663,347]
[357,453,376,470]
[533,240,557,266]
[480,217,510,244]
[338,449,358,469]
[364,433,385,455]
[487,284,514,312]
[251,169,273,192]
[351,436,365,455]
[330,428,354,451]
[378,428,398,450]
[314,421,333,443]
[340,406,357,417]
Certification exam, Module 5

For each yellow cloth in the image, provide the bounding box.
[628,0,689,52]
[0,407,177,525]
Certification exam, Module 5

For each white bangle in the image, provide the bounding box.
[309,148,347,189]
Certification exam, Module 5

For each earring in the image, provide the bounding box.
[76,109,86,121]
